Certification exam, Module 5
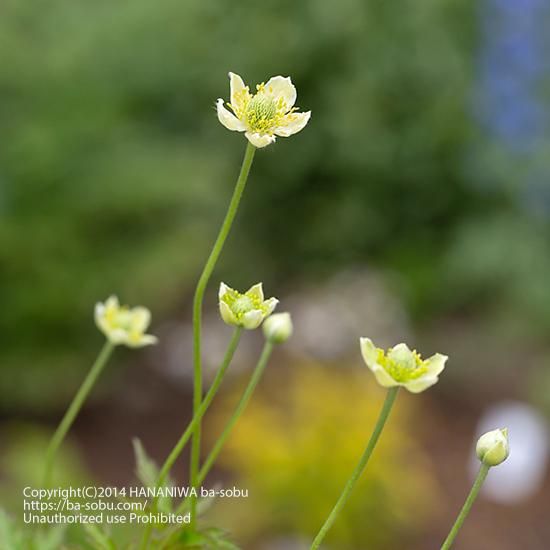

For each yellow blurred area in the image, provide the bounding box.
[206,362,439,548]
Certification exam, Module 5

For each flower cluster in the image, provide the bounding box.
[42,69,516,550]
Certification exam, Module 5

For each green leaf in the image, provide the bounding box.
[132,438,173,514]
[133,438,159,489]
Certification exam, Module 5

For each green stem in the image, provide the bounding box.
[440,463,490,550]
[174,341,274,517]
[198,341,273,485]
[189,141,256,526]
[43,340,115,486]
[157,328,242,489]
[139,328,242,550]
[310,387,400,550]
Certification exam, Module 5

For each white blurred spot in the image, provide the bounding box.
[285,269,408,360]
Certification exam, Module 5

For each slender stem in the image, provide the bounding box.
[440,463,490,550]
[198,341,273,485]
[310,387,400,550]
[189,141,256,526]
[157,328,242,489]
[139,328,242,550]
[174,341,274,517]
[43,340,115,485]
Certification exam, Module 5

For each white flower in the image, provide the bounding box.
[219,282,278,330]
[360,338,447,393]
[263,312,293,344]
[476,428,510,467]
[95,296,157,348]
[217,72,311,148]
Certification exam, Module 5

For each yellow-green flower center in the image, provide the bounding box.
[247,95,277,125]
[233,296,254,316]
[222,290,265,320]
[228,82,299,135]
[377,349,428,382]
[106,307,132,330]
[245,93,287,134]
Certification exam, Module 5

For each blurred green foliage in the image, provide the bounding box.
[0,424,90,504]
[1,0,549,410]
[0,511,66,550]
[206,363,438,548]
[0,425,96,549]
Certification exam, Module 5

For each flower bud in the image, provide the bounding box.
[262,312,293,344]
[476,428,509,467]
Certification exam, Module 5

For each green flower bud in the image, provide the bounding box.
[262,312,293,344]
[476,428,509,467]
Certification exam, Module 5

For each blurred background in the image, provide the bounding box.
[1,0,550,548]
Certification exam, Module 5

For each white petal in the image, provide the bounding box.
[263,297,279,316]
[219,282,232,300]
[245,131,276,148]
[94,302,105,325]
[265,76,297,108]
[274,111,311,137]
[246,283,264,302]
[389,343,412,356]
[360,338,379,367]
[94,303,113,338]
[424,353,448,377]
[105,295,119,309]
[241,310,263,330]
[219,301,239,326]
[127,334,158,348]
[404,375,439,394]
[108,328,128,345]
[387,343,415,368]
[217,99,246,132]
[229,72,247,106]
[370,363,400,388]
[96,321,110,338]
[130,307,151,333]
[139,334,158,347]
